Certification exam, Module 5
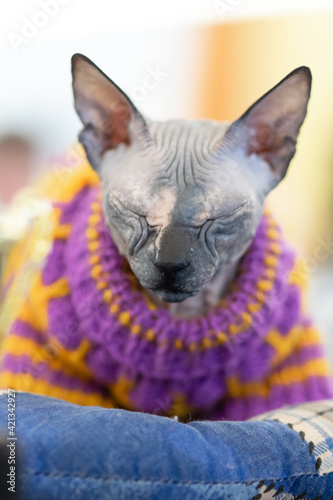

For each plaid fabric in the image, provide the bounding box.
[253,400,333,498]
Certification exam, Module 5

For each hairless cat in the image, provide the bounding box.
[0,55,332,420]
[71,54,311,318]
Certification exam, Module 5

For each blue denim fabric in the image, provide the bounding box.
[0,392,333,499]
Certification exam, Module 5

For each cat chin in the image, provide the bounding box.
[149,289,198,303]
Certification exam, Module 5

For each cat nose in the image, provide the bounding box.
[154,261,189,278]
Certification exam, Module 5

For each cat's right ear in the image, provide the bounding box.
[71,53,150,170]
[221,66,311,187]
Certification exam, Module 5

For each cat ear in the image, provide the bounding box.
[223,66,312,183]
[71,53,150,169]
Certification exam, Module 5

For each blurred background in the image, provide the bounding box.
[1,0,333,357]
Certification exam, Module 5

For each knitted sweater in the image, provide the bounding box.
[1,150,332,421]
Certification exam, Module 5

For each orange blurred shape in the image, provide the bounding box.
[197,13,333,255]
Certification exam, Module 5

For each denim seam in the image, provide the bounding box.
[20,469,333,486]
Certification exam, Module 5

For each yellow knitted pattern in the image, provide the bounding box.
[0,144,330,415]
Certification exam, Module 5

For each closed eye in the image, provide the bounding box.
[146,221,160,235]
[196,212,249,241]
[146,220,159,229]
[109,196,145,228]
[189,201,250,231]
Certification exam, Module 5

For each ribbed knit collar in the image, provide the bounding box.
[58,185,296,383]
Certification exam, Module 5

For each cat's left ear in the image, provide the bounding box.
[223,66,312,184]
[71,53,150,170]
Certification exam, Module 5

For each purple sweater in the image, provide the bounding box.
[0,164,332,421]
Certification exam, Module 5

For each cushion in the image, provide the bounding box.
[1,392,333,499]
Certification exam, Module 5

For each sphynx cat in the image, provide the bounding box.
[71,54,311,319]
